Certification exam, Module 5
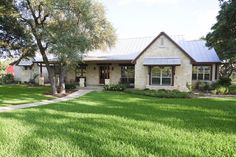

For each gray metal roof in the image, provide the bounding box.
[17,58,34,66]
[14,33,221,65]
[176,40,221,63]
[85,35,221,63]
[143,57,181,66]
[84,37,153,61]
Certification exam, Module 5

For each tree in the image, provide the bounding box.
[0,0,35,58]
[1,0,116,95]
[46,0,116,94]
[206,0,236,78]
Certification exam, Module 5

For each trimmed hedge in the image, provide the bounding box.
[125,89,190,98]
[104,84,126,91]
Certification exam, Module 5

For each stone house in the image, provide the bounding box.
[12,32,221,91]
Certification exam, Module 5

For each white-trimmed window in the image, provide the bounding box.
[151,66,172,86]
[192,66,211,81]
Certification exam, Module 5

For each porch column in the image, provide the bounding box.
[147,66,151,86]
[212,64,219,81]
[172,66,176,86]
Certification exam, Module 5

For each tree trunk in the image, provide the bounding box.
[24,1,58,95]
[59,64,66,95]
[38,43,58,95]
[48,67,58,95]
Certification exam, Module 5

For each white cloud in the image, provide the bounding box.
[117,0,182,6]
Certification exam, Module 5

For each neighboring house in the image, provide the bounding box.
[12,32,221,91]
[12,57,51,83]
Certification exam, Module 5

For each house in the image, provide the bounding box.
[13,32,221,91]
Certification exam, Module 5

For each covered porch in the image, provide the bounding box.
[70,61,135,88]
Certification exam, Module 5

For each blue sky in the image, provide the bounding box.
[100,0,220,40]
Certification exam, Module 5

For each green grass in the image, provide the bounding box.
[0,85,54,106]
[0,91,236,157]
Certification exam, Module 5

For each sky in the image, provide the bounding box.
[99,0,220,40]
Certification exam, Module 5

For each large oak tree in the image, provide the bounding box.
[206,0,236,77]
[1,0,116,95]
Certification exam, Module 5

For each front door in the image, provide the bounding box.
[99,66,110,84]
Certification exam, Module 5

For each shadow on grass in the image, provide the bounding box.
[0,91,235,156]
[0,85,53,106]
[45,92,236,133]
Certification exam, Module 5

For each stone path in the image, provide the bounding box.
[0,89,93,113]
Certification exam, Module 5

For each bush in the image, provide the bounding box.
[218,77,232,87]
[215,86,229,95]
[229,85,236,95]
[65,84,77,90]
[2,74,14,84]
[125,89,190,98]
[104,84,126,91]
[196,82,211,91]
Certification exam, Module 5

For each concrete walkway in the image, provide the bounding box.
[0,89,93,113]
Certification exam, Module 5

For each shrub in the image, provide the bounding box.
[196,82,211,91]
[218,77,232,87]
[125,89,190,98]
[2,74,14,84]
[65,84,77,90]
[229,85,236,95]
[104,84,126,91]
[215,86,229,95]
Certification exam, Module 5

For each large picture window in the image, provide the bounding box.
[192,66,211,81]
[151,66,172,86]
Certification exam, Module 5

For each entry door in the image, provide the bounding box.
[99,66,110,84]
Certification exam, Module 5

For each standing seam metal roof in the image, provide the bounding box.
[85,35,221,63]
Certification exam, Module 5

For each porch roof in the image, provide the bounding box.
[143,57,181,66]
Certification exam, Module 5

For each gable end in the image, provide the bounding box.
[132,32,196,63]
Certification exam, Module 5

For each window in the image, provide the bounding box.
[121,66,134,78]
[76,65,87,77]
[24,66,32,70]
[151,66,172,86]
[121,66,135,85]
[192,66,212,81]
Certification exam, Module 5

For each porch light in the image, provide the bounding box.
[94,67,96,70]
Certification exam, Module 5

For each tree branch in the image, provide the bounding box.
[26,0,39,25]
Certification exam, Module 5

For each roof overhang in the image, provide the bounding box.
[143,57,181,66]
[83,59,133,64]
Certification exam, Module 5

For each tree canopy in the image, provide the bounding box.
[206,0,236,77]
[0,0,35,58]
[0,0,116,94]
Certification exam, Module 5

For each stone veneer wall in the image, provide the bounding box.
[134,35,192,92]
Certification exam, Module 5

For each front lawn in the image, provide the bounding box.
[0,92,235,156]
[0,85,54,106]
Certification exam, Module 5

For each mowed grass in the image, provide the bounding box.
[0,85,54,106]
[0,92,236,157]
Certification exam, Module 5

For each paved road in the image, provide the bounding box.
[0,89,93,112]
